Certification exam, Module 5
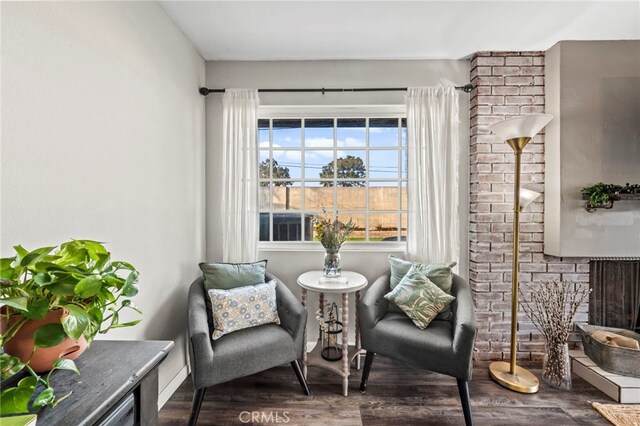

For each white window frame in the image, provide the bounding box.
[257,105,408,252]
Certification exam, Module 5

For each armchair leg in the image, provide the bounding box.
[359,351,375,393]
[188,387,206,426]
[291,360,310,395]
[456,379,473,426]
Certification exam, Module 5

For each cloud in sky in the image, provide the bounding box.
[273,150,302,162]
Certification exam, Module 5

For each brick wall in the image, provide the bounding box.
[469,52,589,362]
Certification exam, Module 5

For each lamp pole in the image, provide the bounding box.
[507,137,527,377]
[487,114,554,394]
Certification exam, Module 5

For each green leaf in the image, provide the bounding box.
[33,323,66,348]
[0,257,16,279]
[121,270,139,297]
[0,353,26,380]
[61,305,90,341]
[87,305,104,324]
[83,306,103,343]
[83,240,108,261]
[47,281,77,297]
[0,297,28,311]
[0,376,37,415]
[18,376,38,388]
[74,275,102,298]
[100,288,116,302]
[31,387,55,411]
[34,272,52,286]
[13,245,29,259]
[112,261,135,271]
[95,253,111,272]
[103,275,124,288]
[22,298,50,320]
[35,262,73,273]
[57,242,87,266]
[52,358,79,374]
[111,319,141,328]
[19,246,56,267]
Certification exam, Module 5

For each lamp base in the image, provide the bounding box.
[489,361,539,394]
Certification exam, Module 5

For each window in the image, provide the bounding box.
[258,106,407,243]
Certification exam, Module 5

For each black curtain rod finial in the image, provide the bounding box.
[459,83,474,93]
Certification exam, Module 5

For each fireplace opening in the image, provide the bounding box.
[589,259,640,333]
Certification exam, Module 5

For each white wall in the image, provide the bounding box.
[205,60,470,341]
[545,41,640,257]
[1,2,205,404]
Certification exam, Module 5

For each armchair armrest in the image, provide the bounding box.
[267,272,307,358]
[451,275,477,369]
[358,273,390,332]
[187,277,214,389]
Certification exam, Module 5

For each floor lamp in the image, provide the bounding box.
[487,114,553,394]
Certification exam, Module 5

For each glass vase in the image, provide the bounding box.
[323,249,341,277]
[542,341,572,390]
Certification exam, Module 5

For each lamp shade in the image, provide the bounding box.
[489,114,553,141]
[520,188,541,210]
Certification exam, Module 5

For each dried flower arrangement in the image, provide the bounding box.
[312,212,355,251]
[315,302,340,333]
[520,280,590,389]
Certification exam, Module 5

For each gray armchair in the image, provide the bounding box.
[187,272,309,425]
[358,272,477,426]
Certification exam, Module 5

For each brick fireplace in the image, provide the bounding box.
[469,51,590,362]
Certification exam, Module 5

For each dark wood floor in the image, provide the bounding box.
[159,356,612,425]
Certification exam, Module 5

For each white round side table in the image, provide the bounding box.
[296,270,368,396]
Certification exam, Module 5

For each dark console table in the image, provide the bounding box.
[36,340,173,426]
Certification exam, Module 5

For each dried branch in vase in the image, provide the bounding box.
[315,302,340,333]
[520,280,590,389]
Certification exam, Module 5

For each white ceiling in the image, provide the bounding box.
[159,1,640,61]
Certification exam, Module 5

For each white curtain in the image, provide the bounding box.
[405,87,459,264]
[221,89,260,262]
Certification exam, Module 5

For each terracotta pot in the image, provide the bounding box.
[3,309,88,373]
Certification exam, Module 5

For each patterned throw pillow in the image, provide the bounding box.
[208,279,280,340]
[388,255,457,293]
[384,265,456,329]
[199,260,267,291]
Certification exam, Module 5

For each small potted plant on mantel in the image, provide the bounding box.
[581,182,640,212]
[0,240,142,417]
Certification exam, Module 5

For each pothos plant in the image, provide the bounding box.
[0,240,141,415]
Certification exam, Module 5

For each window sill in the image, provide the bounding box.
[258,241,407,253]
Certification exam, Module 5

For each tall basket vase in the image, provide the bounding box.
[542,341,572,390]
[323,249,341,277]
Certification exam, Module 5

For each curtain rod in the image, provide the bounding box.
[198,84,473,96]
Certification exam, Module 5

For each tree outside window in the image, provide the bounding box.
[259,159,292,187]
[319,155,366,187]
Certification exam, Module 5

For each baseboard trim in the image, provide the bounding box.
[158,365,189,410]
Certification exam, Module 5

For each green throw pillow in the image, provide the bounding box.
[208,279,280,340]
[199,260,267,291]
[388,255,456,293]
[384,265,456,329]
